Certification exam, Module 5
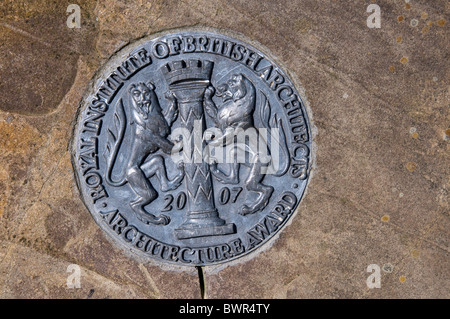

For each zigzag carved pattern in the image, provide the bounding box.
[187,184,213,202]
[185,164,211,181]
[179,107,203,125]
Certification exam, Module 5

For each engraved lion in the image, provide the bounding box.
[104,81,184,225]
[204,74,281,215]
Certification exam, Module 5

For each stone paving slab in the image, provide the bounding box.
[0,0,448,298]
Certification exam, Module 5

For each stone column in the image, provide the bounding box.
[161,59,236,239]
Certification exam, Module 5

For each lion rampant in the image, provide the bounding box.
[204,73,289,215]
[104,81,184,225]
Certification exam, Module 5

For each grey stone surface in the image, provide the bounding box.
[0,0,448,298]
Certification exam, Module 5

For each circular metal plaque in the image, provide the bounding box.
[72,29,312,267]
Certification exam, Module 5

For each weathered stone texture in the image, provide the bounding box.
[0,0,448,298]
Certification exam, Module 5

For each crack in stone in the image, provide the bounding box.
[137,263,161,298]
[0,22,82,55]
[196,266,206,299]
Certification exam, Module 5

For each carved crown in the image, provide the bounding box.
[161,59,213,87]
